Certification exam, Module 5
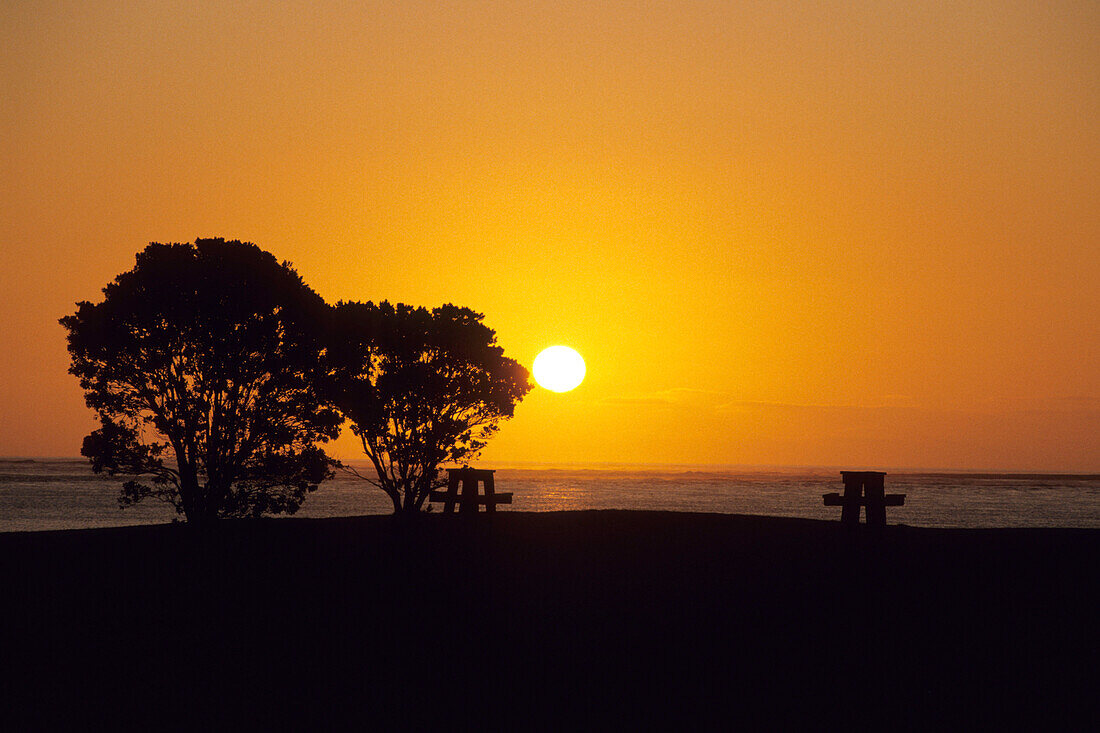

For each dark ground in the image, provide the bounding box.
[1,511,1097,729]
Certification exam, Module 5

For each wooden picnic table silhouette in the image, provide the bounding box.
[823,471,905,527]
[429,468,512,513]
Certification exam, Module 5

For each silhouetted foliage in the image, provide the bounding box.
[60,239,341,523]
[328,301,531,515]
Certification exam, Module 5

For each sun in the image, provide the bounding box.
[533,346,586,392]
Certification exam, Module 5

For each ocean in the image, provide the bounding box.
[1,458,1098,532]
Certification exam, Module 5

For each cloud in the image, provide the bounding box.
[600,388,733,409]
[600,396,675,407]
[601,388,1100,417]
[602,386,887,412]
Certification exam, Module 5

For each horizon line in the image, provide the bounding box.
[3,455,1098,476]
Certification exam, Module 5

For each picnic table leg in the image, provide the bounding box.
[484,472,496,513]
[460,473,478,513]
[864,473,886,527]
[444,471,459,514]
[841,473,862,526]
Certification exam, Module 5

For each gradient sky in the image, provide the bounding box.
[2,1,1097,470]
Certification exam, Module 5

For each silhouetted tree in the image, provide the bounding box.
[328,301,531,515]
[60,239,342,523]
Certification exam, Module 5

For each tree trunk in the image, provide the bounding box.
[393,484,426,518]
[386,486,402,515]
[413,479,431,512]
[177,464,201,523]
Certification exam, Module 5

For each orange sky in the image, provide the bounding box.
[2,1,1097,470]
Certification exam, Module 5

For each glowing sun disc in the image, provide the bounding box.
[533,346,586,392]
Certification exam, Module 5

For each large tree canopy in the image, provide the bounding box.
[60,239,342,522]
[328,301,531,515]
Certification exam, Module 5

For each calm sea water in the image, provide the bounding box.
[2,458,1099,532]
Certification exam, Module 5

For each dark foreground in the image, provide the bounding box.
[2,511,1097,729]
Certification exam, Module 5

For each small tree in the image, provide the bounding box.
[328,301,531,515]
[60,239,342,523]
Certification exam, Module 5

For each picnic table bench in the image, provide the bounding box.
[429,468,512,513]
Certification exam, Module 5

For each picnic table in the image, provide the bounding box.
[823,471,905,527]
[429,468,512,513]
